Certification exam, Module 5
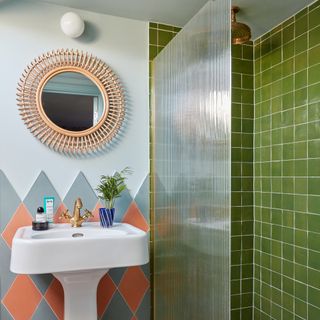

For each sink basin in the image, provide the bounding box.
[11,222,148,274]
[10,222,149,320]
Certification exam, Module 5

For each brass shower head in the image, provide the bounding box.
[231,6,251,45]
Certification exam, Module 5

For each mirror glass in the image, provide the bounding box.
[41,72,104,131]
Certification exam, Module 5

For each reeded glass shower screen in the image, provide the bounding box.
[152,1,231,319]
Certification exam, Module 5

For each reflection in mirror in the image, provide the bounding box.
[42,72,104,131]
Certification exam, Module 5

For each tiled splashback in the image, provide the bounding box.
[254,1,320,319]
[0,170,150,320]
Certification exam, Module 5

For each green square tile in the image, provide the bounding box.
[309,25,320,48]
[309,232,320,253]
[308,121,320,140]
[295,105,308,124]
[232,44,242,58]
[295,247,307,266]
[149,28,157,45]
[243,45,253,60]
[295,177,308,194]
[309,102,320,121]
[308,268,320,290]
[295,14,308,37]
[283,41,294,60]
[282,75,293,94]
[295,33,308,55]
[309,140,320,157]
[295,88,308,107]
[232,73,242,88]
[283,24,294,44]
[308,63,320,85]
[309,44,320,66]
[308,214,320,232]
[309,159,320,176]
[309,286,320,309]
[295,141,307,158]
[295,51,307,72]
[295,229,307,247]
[158,30,173,47]
[295,70,307,90]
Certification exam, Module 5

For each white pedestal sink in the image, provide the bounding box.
[10,223,149,320]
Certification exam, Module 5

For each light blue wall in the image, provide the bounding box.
[0,0,149,199]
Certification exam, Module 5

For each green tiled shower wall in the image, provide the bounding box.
[254,1,320,319]
[231,43,254,320]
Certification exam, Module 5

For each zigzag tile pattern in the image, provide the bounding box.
[0,170,150,320]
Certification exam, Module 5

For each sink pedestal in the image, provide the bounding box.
[54,269,108,320]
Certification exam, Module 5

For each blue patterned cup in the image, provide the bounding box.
[99,208,115,228]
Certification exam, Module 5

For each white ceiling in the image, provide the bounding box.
[30,0,315,39]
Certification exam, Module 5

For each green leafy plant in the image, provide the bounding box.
[96,167,132,209]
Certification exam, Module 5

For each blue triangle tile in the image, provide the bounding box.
[24,171,61,219]
[64,172,98,212]
[30,274,54,295]
[134,175,149,223]
[0,239,16,299]
[101,291,133,320]
[108,267,127,286]
[1,303,13,320]
[136,288,151,320]
[32,299,57,320]
[113,189,133,222]
[0,171,21,232]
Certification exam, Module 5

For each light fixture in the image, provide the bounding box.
[60,12,85,38]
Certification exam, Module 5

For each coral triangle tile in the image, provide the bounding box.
[1,204,33,248]
[2,275,41,320]
[119,266,149,313]
[97,273,117,317]
[122,202,149,232]
[44,278,64,320]
[91,201,103,222]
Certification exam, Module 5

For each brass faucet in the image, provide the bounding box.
[60,198,93,227]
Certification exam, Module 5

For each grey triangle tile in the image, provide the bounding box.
[0,239,16,300]
[30,274,54,295]
[101,291,133,320]
[136,288,151,320]
[140,263,150,281]
[134,175,149,223]
[108,267,127,286]
[23,171,61,219]
[1,303,13,320]
[0,171,21,232]
[32,299,57,320]
[64,172,98,212]
[114,189,133,222]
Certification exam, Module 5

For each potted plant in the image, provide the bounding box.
[96,167,132,227]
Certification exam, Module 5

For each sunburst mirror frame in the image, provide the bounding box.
[17,49,125,155]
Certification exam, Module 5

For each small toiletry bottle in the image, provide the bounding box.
[32,207,49,231]
[44,197,54,223]
[36,207,47,222]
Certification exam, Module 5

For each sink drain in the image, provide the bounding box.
[72,233,84,238]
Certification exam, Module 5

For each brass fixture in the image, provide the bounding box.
[231,6,251,45]
[60,198,93,227]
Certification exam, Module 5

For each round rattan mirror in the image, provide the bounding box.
[17,49,125,155]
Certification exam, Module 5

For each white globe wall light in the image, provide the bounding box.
[60,12,85,38]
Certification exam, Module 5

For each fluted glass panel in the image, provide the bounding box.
[152,1,231,319]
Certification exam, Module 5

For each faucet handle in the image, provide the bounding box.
[83,209,94,220]
[60,209,71,221]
